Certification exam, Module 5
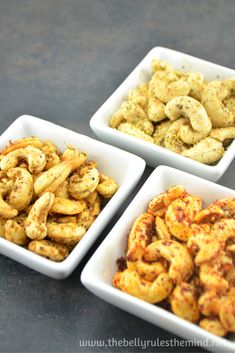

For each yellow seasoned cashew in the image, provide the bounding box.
[219,296,235,332]
[199,252,233,292]
[77,208,95,229]
[96,173,118,199]
[62,145,81,161]
[151,73,190,103]
[202,81,234,127]
[164,118,189,153]
[86,192,101,217]
[0,217,6,237]
[210,127,235,142]
[155,216,171,240]
[68,162,99,199]
[47,222,86,245]
[5,219,28,246]
[0,183,18,218]
[147,96,166,123]
[54,180,70,199]
[199,318,228,337]
[24,192,55,240]
[153,120,171,146]
[7,167,33,211]
[42,141,60,170]
[0,146,46,174]
[128,84,148,110]
[34,155,86,195]
[0,137,43,155]
[126,213,154,262]
[165,96,212,144]
[127,259,167,282]
[187,230,221,266]
[198,290,222,317]
[50,197,86,215]
[144,240,194,284]
[182,137,224,164]
[170,283,199,323]
[28,239,69,262]
[165,195,202,241]
[187,72,205,101]
[195,197,235,225]
[113,269,173,304]
[148,185,186,216]
[117,123,154,143]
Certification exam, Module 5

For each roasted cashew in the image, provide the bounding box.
[28,239,69,262]
[47,222,86,245]
[187,72,206,101]
[24,192,55,240]
[153,120,171,146]
[219,296,235,332]
[199,318,228,337]
[0,137,43,155]
[0,146,46,174]
[165,195,202,241]
[42,141,60,170]
[144,240,194,284]
[68,162,99,199]
[127,259,167,282]
[50,197,87,215]
[148,185,186,216]
[54,180,70,199]
[209,219,235,249]
[182,137,224,164]
[201,81,234,127]
[187,230,220,266]
[165,96,212,144]
[0,217,6,237]
[96,173,118,199]
[151,74,190,103]
[194,204,224,224]
[126,213,154,262]
[34,155,86,196]
[0,183,18,218]
[170,283,199,323]
[210,127,235,142]
[7,167,33,211]
[155,216,171,240]
[199,252,233,291]
[113,269,173,304]
[77,208,94,229]
[198,290,222,317]
[62,145,81,161]
[117,123,154,143]
[5,219,28,246]
[128,84,148,110]
[147,96,166,122]
[164,118,189,153]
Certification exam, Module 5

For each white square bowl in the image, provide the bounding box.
[81,165,235,353]
[90,46,235,182]
[0,115,145,279]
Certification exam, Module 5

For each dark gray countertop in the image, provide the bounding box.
[0,1,234,352]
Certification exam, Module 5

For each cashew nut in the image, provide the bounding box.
[117,122,154,143]
[201,81,234,127]
[0,183,18,218]
[34,155,86,195]
[199,318,228,337]
[96,174,118,199]
[28,239,69,262]
[164,118,189,153]
[0,146,46,174]
[7,167,33,211]
[170,283,199,323]
[24,192,55,240]
[113,269,173,304]
[153,120,171,146]
[198,290,222,317]
[5,219,28,246]
[0,137,43,155]
[50,197,87,215]
[210,127,235,142]
[47,222,86,245]
[144,240,194,284]
[219,296,235,332]
[42,141,61,170]
[182,137,224,164]
[68,162,99,199]
[147,96,166,122]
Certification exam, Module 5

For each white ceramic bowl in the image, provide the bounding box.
[90,47,235,182]
[81,166,235,353]
[0,115,145,279]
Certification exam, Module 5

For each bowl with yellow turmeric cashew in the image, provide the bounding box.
[0,115,145,279]
[90,47,235,182]
[81,166,235,353]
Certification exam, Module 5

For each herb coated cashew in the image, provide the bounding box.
[7,167,33,211]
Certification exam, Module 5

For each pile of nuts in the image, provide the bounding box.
[109,59,235,165]
[113,186,235,337]
[0,137,118,261]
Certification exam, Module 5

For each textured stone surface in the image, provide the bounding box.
[0,0,234,352]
